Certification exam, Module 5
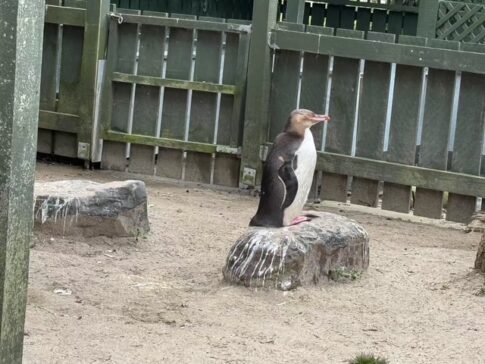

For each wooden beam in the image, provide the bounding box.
[316,152,485,198]
[104,131,239,155]
[0,0,45,363]
[45,5,86,27]
[271,29,485,75]
[112,72,237,94]
[118,13,251,33]
[416,0,440,38]
[286,0,305,23]
[38,110,81,133]
[240,0,279,187]
[78,0,111,161]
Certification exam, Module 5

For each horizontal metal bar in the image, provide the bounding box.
[317,152,485,198]
[112,72,237,95]
[271,29,485,75]
[38,110,81,133]
[116,13,251,33]
[103,131,240,155]
[45,5,86,27]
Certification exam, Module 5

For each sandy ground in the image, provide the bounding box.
[24,162,485,364]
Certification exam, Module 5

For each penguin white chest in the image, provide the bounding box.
[283,129,317,225]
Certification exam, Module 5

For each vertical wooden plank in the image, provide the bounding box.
[388,11,403,35]
[111,21,138,133]
[325,4,340,28]
[416,0,440,38]
[414,69,455,219]
[101,141,128,171]
[0,0,44,362]
[57,26,84,114]
[310,3,326,26]
[39,23,60,111]
[403,13,418,36]
[157,19,194,179]
[371,9,387,33]
[102,13,139,169]
[352,50,392,207]
[286,0,305,23]
[322,31,363,202]
[240,0,279,186]
[382,64,421,213]
[414,68,454,219]
[340,6,355,29]
[356,8,371,32]
[447,73,485,223]
[129,23,165,175]
[78,0,111,161]
[300,53,329,150]
[268,50,301,141]
[303,2,311,25]
[299,52,329,201]
[190,30,221,143]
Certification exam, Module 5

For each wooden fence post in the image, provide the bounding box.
[286,0,306,23]
[79,0,111,163]
[240,0,279,187]
[0,1,45,363]
[416,0,440,38]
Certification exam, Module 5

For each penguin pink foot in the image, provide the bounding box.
[290,216,311,226]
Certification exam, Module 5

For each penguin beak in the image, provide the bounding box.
[308,114,331,124]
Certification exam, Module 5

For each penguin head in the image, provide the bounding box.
[285,109,331,135]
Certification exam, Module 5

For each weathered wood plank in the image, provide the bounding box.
[268,49,300,141]
[447,73,485,223]
[45,5,86,27]
[112,72,236,94]
[299,53,329,150]
[0,1,44,361]
[40,23,60,111]
[414,68,454,219]
[270,29,485,75]
[101,141,128,171]
[128,22,164,174]
[352,58,392,207]
[119,13,251,33]
[78,0,111,160]
[382,65,421,213]
[57,25,84,114]
[314,151,485,198]
[323,44,362,202]
[38,111,81,133]
[240,0,279,186]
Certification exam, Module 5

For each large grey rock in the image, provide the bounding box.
[223,212,369,290]
[34,180,149,238]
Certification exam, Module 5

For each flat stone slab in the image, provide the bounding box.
[34,180,149,238]
[223,212,369,290]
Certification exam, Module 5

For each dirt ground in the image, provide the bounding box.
[24,162,485,364]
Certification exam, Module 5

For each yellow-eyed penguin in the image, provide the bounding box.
[249,109,331,227]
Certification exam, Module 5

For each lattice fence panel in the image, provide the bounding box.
[437,1,485,43]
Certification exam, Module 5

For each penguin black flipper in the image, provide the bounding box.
[249,133,301,227]
[278,155,298,210]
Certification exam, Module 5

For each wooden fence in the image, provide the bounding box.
[99,10,250,187]
[36,0,485,224]
[38,0,108,162]
[263,21,485,224]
